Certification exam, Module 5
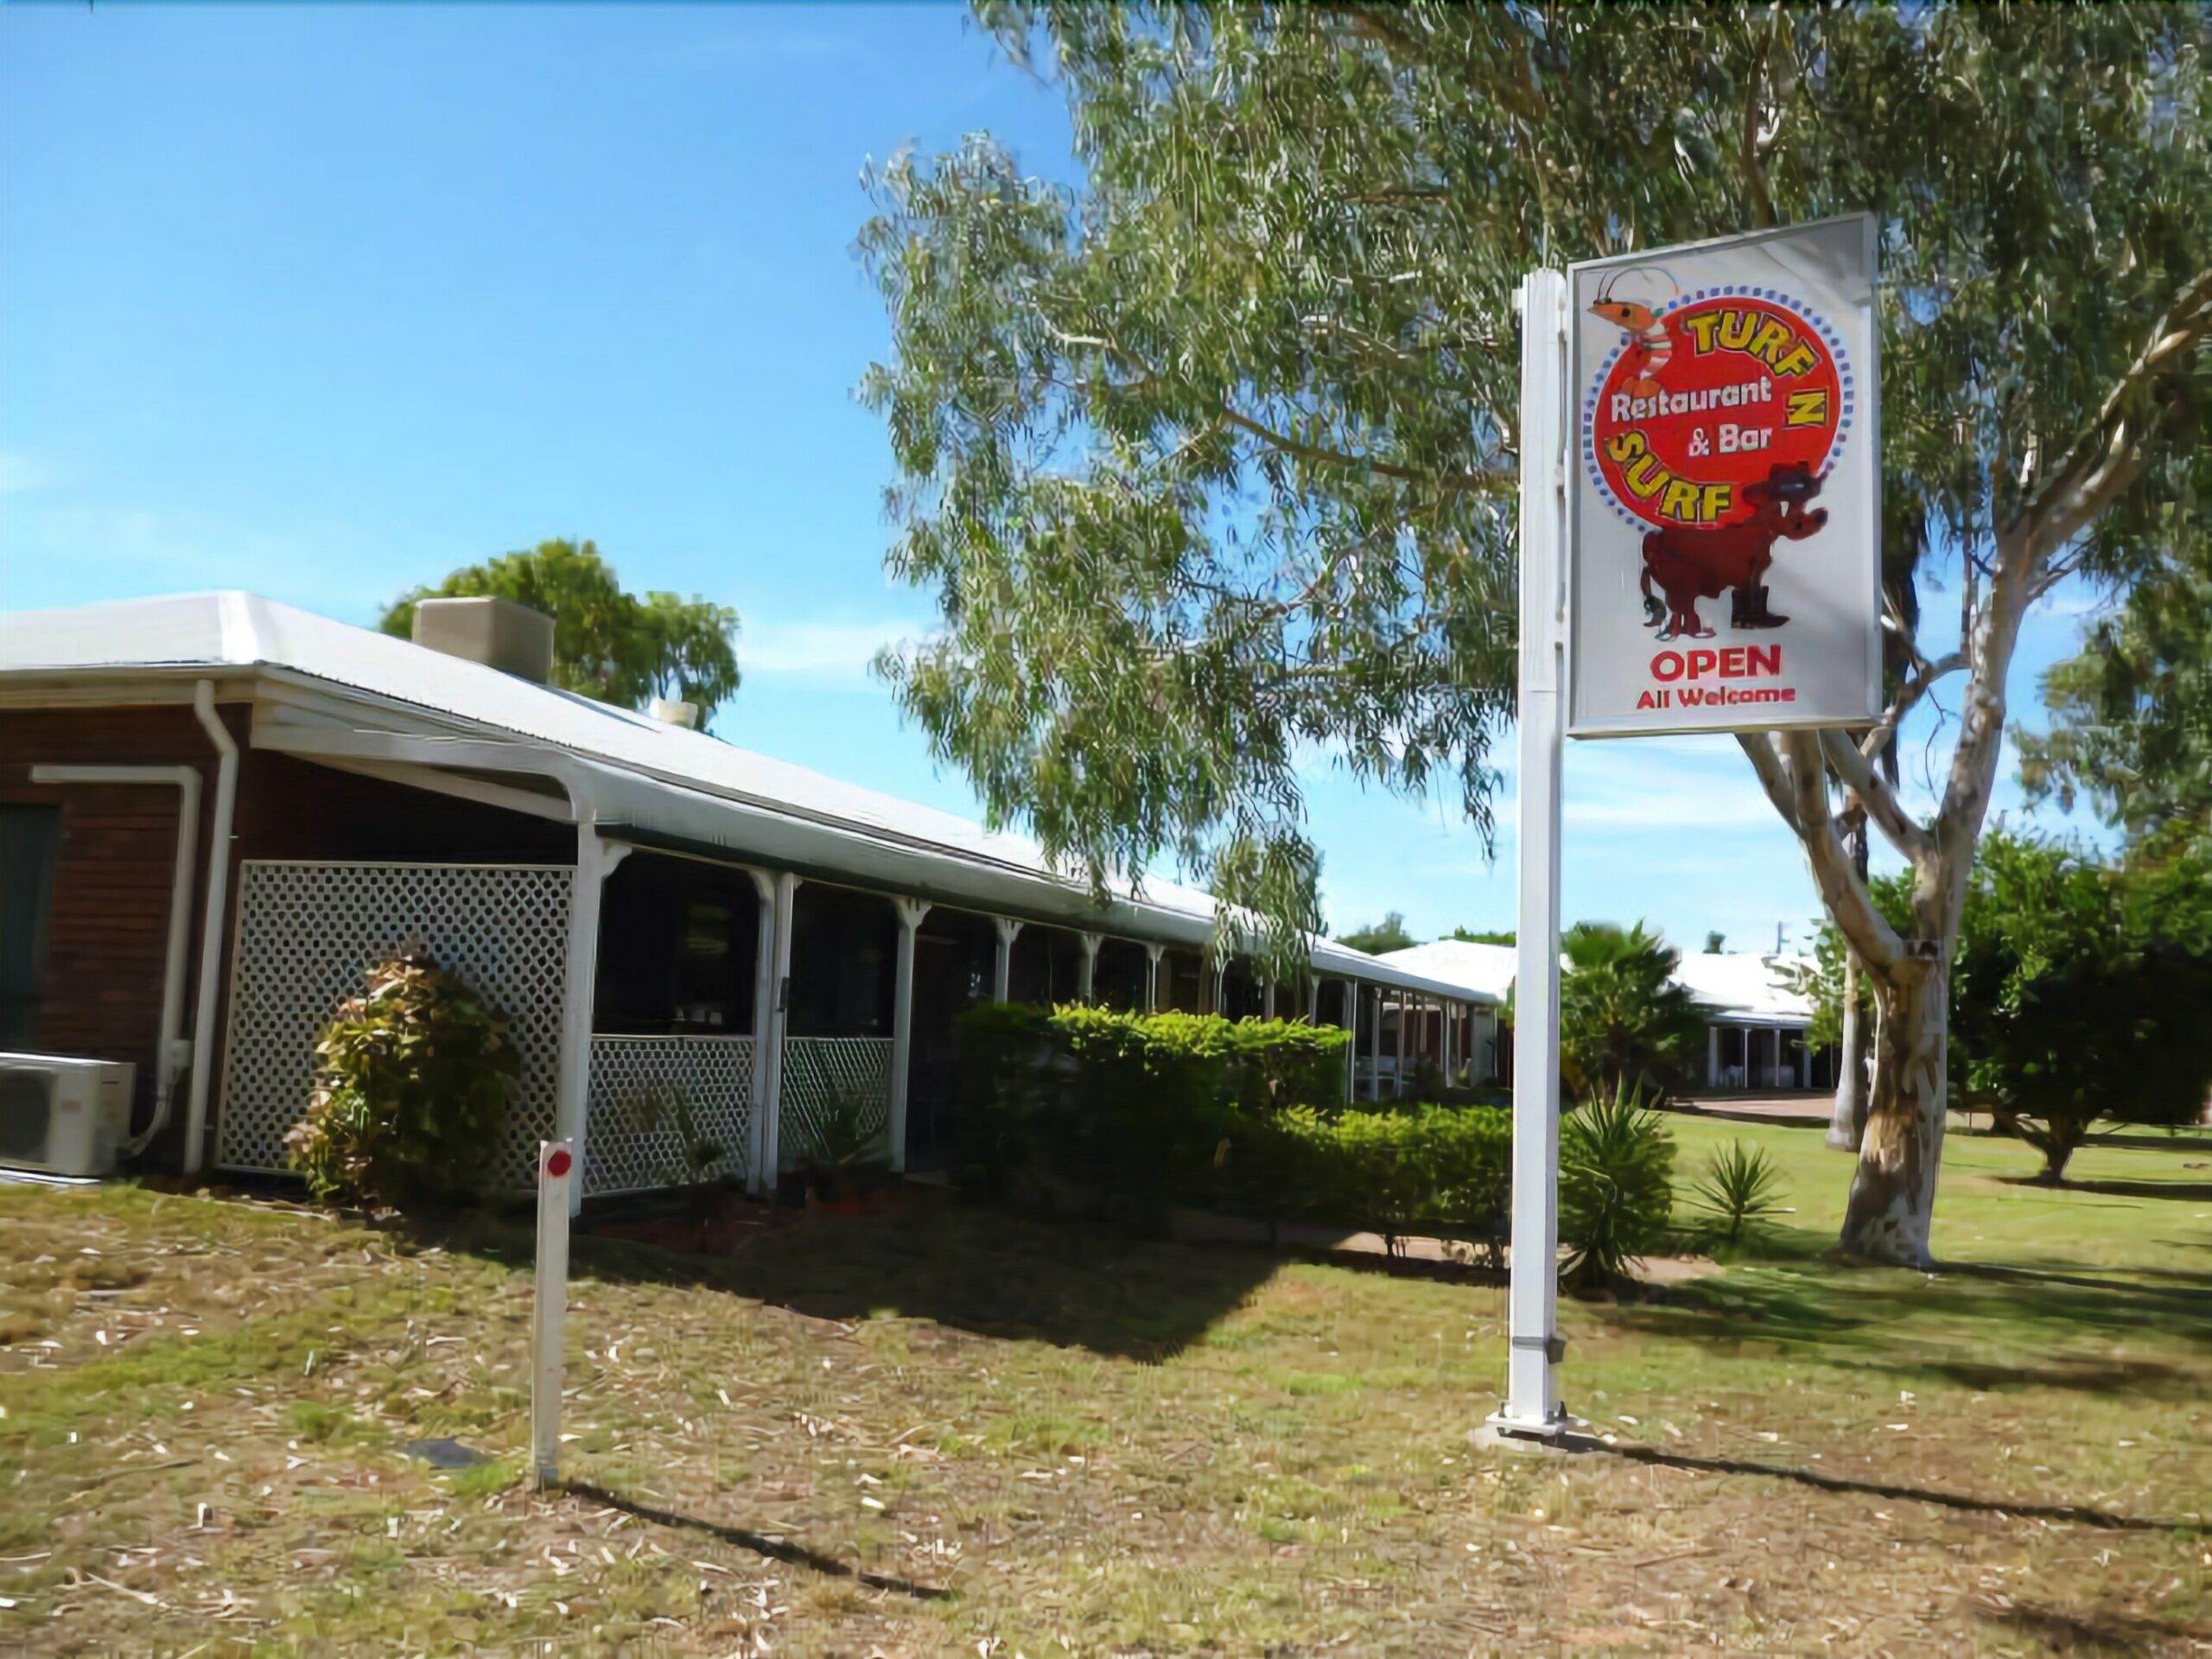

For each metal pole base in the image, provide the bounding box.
[1476,1406,1590,1452]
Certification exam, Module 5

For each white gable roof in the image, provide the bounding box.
[0,590,1482,1000]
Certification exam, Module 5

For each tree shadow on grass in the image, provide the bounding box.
[560,1197,1282,1363]
[1617,1255,2212,1382]
[561,1480,951,1602]
[1999,1174,2212,1203]
[1975,1597,2212,1654]
[1557,1433,2187,1531]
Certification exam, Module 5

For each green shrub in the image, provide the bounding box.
[957,1001,1511,1250]
[284,947,519,1211]
[1559,1081,1675,1290]
[1690,1139,1784,1245]
[1240,1103,1512,1259]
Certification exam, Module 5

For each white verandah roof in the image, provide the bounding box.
[0,591,1492,1005]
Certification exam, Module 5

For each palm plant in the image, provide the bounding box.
[1691,1140,1784,1245]
[1559,921,1707,1101]
[1559,1080,1675,1292]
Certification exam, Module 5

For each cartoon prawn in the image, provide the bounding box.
[1588,267,1680,397]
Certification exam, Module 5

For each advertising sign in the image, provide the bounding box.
[1567,216,1880,736]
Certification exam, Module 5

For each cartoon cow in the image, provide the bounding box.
[1639,461,1827,640]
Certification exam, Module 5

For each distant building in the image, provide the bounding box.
[1380,939,1829,1092]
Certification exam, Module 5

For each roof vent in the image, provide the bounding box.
[648,697,699,730]
[410,597,556,685]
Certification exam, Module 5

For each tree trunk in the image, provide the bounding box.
[1840,964,1948,1265]
[1826,952,1871,1151]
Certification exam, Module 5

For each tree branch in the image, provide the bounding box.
[1043,321,1510,495]
[1821,729,1932,862]
[2008,266,2212,556]
[1779,730,1907,973]
[1859,648,1967,761]
[1735,730,1802,832]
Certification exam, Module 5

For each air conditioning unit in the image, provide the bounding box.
[0,1054,137,1178]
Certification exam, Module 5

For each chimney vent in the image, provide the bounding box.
[411,597,556,685]
[648,697,700,730]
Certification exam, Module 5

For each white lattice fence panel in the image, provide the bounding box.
[779,1036,893,1168]
[218,861,570,1187]
[585,1037,754,1196]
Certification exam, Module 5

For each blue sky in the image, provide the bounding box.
[0,3,2106,957]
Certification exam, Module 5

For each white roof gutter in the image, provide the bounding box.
[253,723,1484,1001]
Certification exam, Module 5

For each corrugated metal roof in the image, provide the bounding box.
[0,590,1486,999]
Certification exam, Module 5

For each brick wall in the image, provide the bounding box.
[1,702,575,1166]
[0,704,242,1141]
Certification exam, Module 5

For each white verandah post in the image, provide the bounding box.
[993,917,1021,1002]
[1077,931,1101,1003]
[1343,980,1357,1103]
[556,830,629,1217]
[889,899,931,1174]
[744,868,780,1194]
[1494,265,1571,1438]
[1394,990,1408,1098]
[1143,943,1165,1012]
[758,871,800,1191]
[1365,984,1381,1101]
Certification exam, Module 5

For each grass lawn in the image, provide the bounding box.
[2,1116,2208,1656]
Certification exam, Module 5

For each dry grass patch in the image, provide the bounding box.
[0,1121,2207,1655]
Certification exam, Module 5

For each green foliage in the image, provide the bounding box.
[1333,913,1415,957]
[1443,927,1513,946]
[1559,1083,1676,1292]
[284,948,519,1211]
[1691,1140,1786,1246]
[1256,1103,1512,1262]
[793,1084,889,1199]
[625,1084,728,1218]
[381,538,741,721]
[1948,831,2212,1180]
[954,1003,1348,1211]
[957,1002,1520,1250]
[2019,510,2212,847]
[859,3,2210,978]
[1558,922,1707,1101]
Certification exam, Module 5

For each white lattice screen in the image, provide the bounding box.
[218,860,571,1188]
[779,1036,893,1169]
[585,1036,754,1196]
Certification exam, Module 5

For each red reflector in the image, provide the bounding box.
[545,1148,573,1179]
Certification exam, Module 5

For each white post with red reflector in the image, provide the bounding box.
[531,1138,575,1487]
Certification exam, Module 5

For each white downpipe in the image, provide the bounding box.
[27,762,200,1154]
[182,682,239,1177]
[1495,268,1571,1438]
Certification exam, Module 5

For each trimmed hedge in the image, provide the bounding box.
[953,1003,1511,1254]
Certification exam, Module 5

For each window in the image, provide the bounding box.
[0,806,61,1046]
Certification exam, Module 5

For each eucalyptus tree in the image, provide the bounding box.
[860,4,2210,1263]
[384,540,743,721]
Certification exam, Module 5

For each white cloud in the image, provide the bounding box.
[741,617,931,687]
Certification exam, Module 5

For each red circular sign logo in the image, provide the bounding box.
[1585,288,1852,533]
[545,1147,573,1179]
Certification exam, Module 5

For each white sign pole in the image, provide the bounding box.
[530,1138,575,1487]
[1491,268,1572,1439]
